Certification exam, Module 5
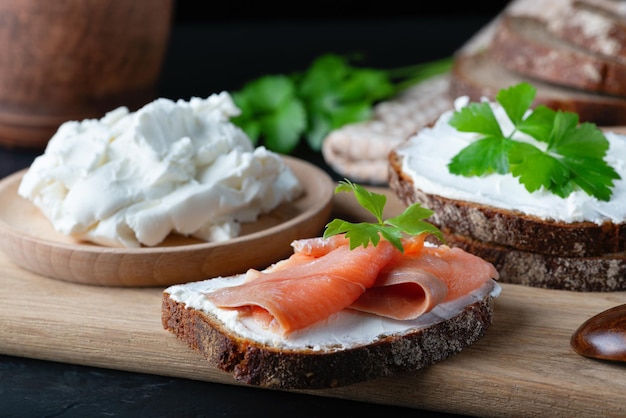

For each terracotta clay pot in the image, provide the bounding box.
[0,0,173,150]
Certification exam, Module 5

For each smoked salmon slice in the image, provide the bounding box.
[204,234,499,335]
[409,245,500,302]
[204,239,397,335]
[349,265,448,320]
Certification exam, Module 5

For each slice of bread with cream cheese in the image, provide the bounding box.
[388,88,626,291]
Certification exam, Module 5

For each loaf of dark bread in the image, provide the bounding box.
[505,0,626,64]
[450,50,626,126]
[489,14,626,97]
[449,0,626,126]
[162,275,498,389]
[546,0,626,64]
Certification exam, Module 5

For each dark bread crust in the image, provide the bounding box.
[450,49,626,126]
[442,233,626,292]
[161,290,495,389]
[489,15,626,97]
[388,151,625,258]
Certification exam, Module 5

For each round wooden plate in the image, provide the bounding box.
[0,156,335,287]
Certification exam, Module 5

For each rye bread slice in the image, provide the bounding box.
[161,279,497,390]
[441,232,626,292]
[449,50,626,126]
[388,151,625,259]
[489,15,626,97]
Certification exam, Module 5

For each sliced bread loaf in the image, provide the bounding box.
[546,0,626,64]
[489,14,626,97]
[506,0,626,63]
[450,50,626,126]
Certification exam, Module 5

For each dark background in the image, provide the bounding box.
[173,1,511,22]
[159,1,511,100]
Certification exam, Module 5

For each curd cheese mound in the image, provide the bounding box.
[18,92,303,248]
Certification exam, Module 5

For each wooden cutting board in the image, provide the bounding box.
[1,188,625,417]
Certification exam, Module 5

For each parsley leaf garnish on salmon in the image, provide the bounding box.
[324,179,445,252]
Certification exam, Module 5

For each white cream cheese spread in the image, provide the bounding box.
[394,96,626,224]
[165,274,500,351]
[18,92,303,247]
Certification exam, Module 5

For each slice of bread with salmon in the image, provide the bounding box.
[388,82,626,291]
[162,184,500,389]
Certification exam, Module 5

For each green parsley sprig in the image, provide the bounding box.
[447,82,620,201]
[323,179,444,252]
[231,54,452,154]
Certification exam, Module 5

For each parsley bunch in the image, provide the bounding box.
[447,82,620,201]
[231,54,452,154]
[324,179,444,252]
